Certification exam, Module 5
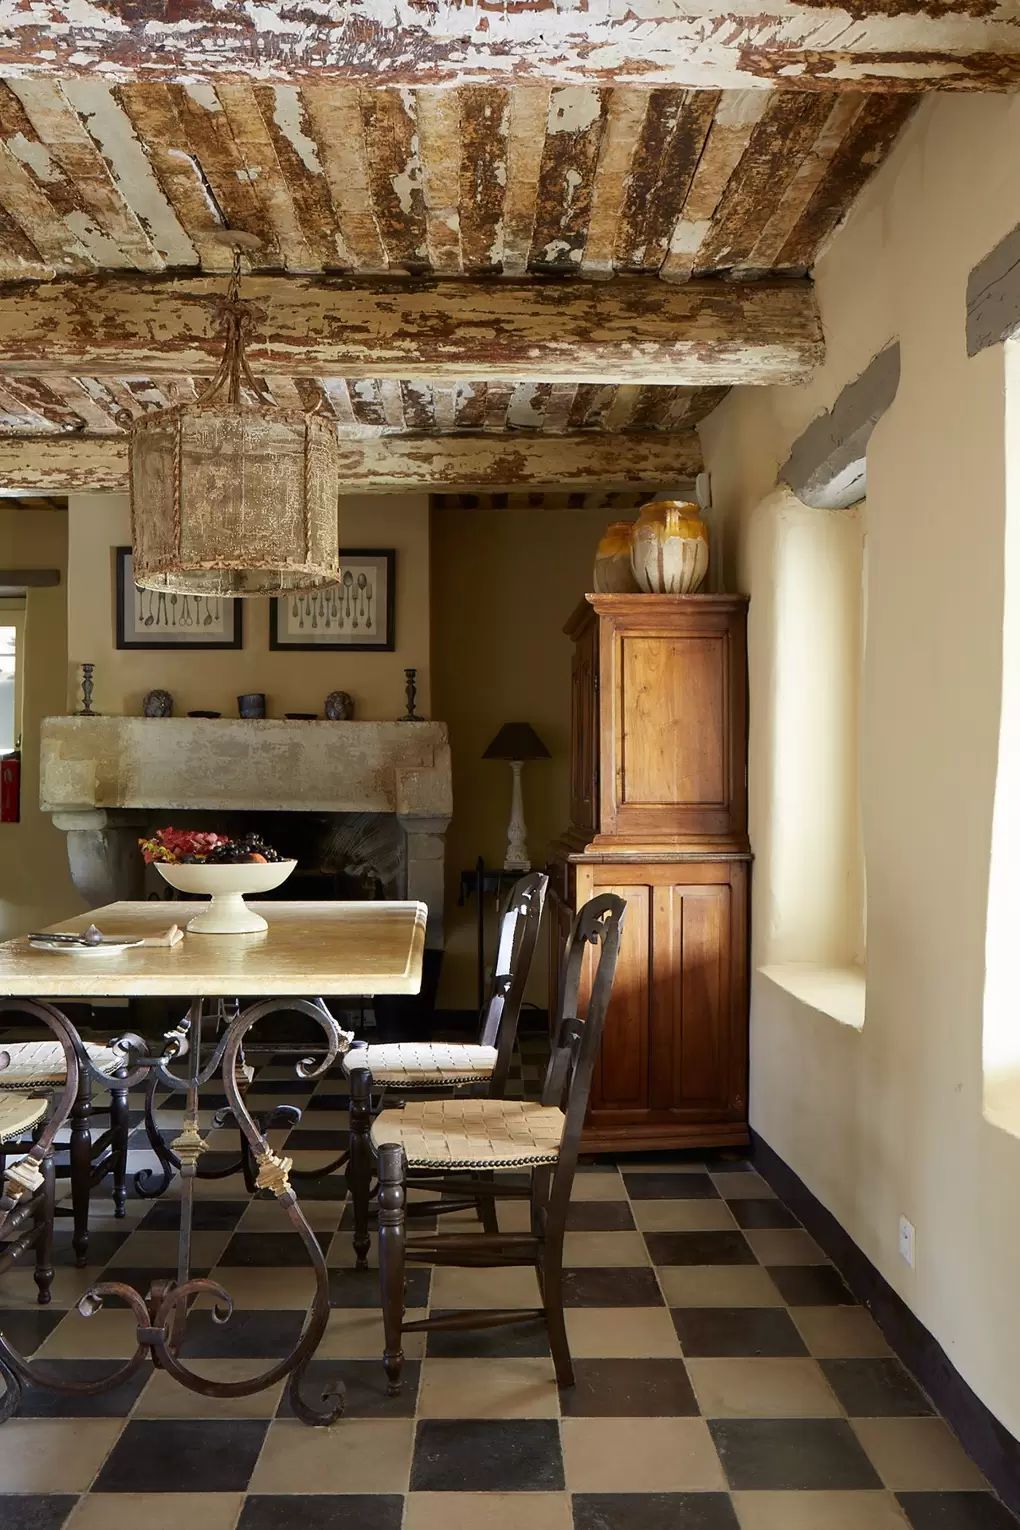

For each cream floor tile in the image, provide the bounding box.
[852,1417,990,1491]
[249,1418,413,1493]
[657,1264,784,1308]
[632,1200,737,1232]
[564,1306,683,1359]
[167,1173,253,1200]
[687,1357,842,1418]
[0,1264,106,1309]
[743,1228,827,1265]
[111,1230,232,1267]
[711,1172,776,1200]
[417,1357,559,1418]
[733,1490,912,1529]
[202,1265,317,1309]
[68,1493,245,1530]
[0,1417,121,1491]
[569,1175,627,1202]
[36,1308,140,1359]
[793,1305,892,1358]
[429,1264,542,1309]
[238,1197,344,1232]
[435,1202,532,1232]
[318,1307,428,1359]
[562,1231,649,1267]
[136,1358,286,1417]
[403,1493,572,1530]
[562,1416,725,1492]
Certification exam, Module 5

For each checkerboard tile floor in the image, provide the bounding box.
[0,1047,1015,1530]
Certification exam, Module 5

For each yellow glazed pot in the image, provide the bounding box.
[630,499,709,594]
[593,520,639,593]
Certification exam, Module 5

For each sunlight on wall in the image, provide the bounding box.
[983,339,1020,1136]
[0,625,16,753]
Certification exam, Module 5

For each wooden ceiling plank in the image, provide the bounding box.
[501,85,551,277]
[360,88,430,273]
[264,374,305,410]
[399,380,437,434]
[540,382,578,434]
[378,379,407,430]
[458,86,510,275]
[506,381,552,430]
[482,381,515,431]
[415,89,464,275]
[35,373,122,433]
[0,429,702,492]
[252,85,352,272]
[432,384,458,432]
[623,384,689,432]
[214,83,315,272]
[682,384,731,426]
[604,384,644,432]
[319,377,362,429]
[529,86,609,272]
[2,373,95,431]
[169,83,280,267]
[581,90,650,279]
[0,274,823,386]
[0,379,55,431]
[0,81,100,274]
[299,87,388,273]
[0,139,95,275]
[660,91,769,283]
[776,95,919,271]
[10,81,167,273]
[453,382,488,430]
[114,83,232,273]
[566,383,618,430]
[617,89,718,272]
[347,377,389,428]
[693,93,836,274]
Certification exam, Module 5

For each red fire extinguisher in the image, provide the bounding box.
[1,748,21,824]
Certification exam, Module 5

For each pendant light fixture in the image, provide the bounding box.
[129,232,340,597]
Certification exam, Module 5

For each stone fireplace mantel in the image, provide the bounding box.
[40,717,452,947]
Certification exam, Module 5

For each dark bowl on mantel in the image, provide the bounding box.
[285,712,318,721]
[188,710,221,719]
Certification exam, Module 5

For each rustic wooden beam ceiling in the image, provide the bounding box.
[0,431,702,495]
[0,274,822,386]
[0,3,1015,90]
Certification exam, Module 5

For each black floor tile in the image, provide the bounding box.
[559,1358,699,1417]
[728,1199,799,1229]
[0,1497,77,1530]
[178,1308,306,1359]
[93,1418,268,1492]
[573,1494,739,1530]
[15,1357,151,1417]
[670,1306,808,1357]
[623,1173,719,1200]
[138,1199,248,1231]
[563,1268,664,1307]
[277,1359,419,1419]
[219,1233,326,1267]
[328,1267,431,1308]
[565,1202,636,1231]
[767,1264,856,1305]
[897,1494,1020,1529]
[239,1497,403,1530]
[285,1176,348,1201]
[821,1357,935,1416]
[410,1418,564,1492]
[425,1313,551,1358]
[303,1093,349,1111]
[0,1309,64,1354]
[283,1129,347,1152]
[644,1231,755,1266]
[709,1418,883,1490]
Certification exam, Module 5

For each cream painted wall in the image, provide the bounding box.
[0,509,81,938]
[66,492,431,721]
[699,93,1020,1433]
[432,505,609,1010]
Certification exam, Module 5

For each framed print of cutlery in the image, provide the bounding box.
[269,549,395,652]
[115,547,243,650]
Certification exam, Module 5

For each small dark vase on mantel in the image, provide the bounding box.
[324,691,354,721]
[238,693,267,719]
[143,689,173,718]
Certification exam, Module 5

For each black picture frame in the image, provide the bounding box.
[114,547,244,650]
[268,549,396,652]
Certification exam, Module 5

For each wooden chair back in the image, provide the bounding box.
[477,871,548,1095]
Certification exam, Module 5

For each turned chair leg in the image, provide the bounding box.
[534,1170,573,1388]
[476,1167,500,1235]
[109,1085,129,1219]
[33,1152,55,1307]
[68,1070,93,1268]
[377,1142,406,1395]
[346,1065,374,1269]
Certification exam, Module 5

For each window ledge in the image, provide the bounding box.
[759,962,866,1030]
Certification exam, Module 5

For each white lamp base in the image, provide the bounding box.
[503,759,531,871]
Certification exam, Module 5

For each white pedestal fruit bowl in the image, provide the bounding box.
[155,860,297,934]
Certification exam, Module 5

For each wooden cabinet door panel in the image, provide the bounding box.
[621,636,726,807]
[653,883,732,1112]
[589,881,650,1113]
[569,619,599,838]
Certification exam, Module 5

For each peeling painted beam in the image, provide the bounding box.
[780,341,900,509]
[0,273,823,385]
[0,429,701,494]
[0,5,1016,90]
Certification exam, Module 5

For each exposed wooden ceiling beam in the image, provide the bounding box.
[0,4,1015,90]
[0,274,822,386]
[0,430,701,495]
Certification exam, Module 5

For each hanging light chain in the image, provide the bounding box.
[195,247,277,411]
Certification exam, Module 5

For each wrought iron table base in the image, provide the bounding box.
[0,995,348,1426]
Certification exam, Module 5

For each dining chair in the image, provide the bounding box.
[364,890,626,1392]
[343,870,548,1265]
[0,1039,131,1266]
[0,1091,56,1306]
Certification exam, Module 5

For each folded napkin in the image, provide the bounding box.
[139,925,184,948]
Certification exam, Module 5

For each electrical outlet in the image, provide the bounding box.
[898,1215,915,1268]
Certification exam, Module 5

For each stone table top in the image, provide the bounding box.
[0,901,427,998]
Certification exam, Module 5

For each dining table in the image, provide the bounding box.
[0,898,427,1426]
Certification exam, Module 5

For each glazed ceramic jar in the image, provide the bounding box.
[630,499,709,594]
[593,520,639,592]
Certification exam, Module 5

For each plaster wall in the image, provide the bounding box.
[699,92,1020,1433]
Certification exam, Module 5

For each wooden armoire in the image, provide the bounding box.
[548,593,750,1151]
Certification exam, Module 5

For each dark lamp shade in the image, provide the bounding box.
[482,722,551,762]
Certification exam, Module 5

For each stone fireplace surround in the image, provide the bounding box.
[39,717,452,949]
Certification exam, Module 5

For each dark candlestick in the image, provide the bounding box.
[400,667,419,722]
[78,663,96,717]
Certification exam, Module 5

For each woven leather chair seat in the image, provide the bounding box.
[0,1092,47,1143]
[343,1041,498,1088]
[371,1097,565,1170]
[0,1041,124,1088]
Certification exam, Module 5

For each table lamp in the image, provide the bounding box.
[483,722,551,871]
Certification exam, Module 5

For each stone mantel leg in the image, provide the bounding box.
[52,810,148,908]
[398,815,450,950]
